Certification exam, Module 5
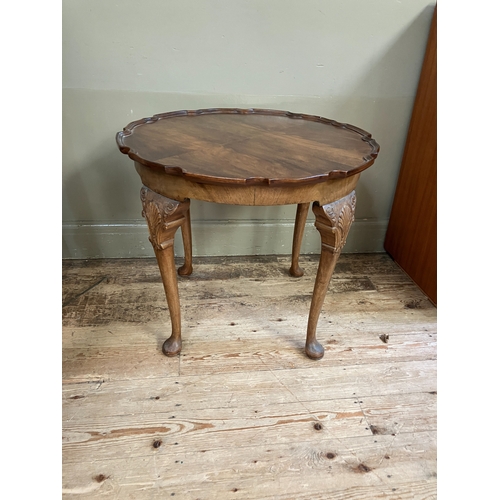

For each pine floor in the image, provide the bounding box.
[62,253,437,499]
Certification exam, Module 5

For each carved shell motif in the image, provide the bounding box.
[140,187,180,249]
[323,192,356,252]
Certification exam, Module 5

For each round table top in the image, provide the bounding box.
[116,108,379,187]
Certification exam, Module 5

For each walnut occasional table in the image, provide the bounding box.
[116,108,379,360]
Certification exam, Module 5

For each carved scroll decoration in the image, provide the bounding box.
[140,186,182,250]
[314,191,356,253]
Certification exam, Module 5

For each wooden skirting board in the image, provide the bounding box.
[62,219,389,259]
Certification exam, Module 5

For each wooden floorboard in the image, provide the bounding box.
[62,253,437,499]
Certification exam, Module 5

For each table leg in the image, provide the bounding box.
[289,202,310,277]
[140,186,190,356]
[178,204,193,276]
[305,191,356,359]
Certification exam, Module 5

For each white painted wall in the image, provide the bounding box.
[62,0,436,258]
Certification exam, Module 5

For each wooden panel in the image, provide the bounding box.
[384,8,437,305]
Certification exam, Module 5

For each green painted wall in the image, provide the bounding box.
[62,0,436,258]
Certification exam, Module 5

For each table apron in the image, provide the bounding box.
[135,162,360,206]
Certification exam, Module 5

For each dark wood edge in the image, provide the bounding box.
[116,108,380,187]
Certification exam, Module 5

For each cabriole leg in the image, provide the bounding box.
[305,191,356,359]
[178,204,193,276]
[141,186,190,356]
[290,202,310,277]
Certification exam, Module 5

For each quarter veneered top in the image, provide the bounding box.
[116,108,379,187]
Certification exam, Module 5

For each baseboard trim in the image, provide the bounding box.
[62,220,388,259]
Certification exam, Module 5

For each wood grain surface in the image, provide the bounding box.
[384,8,436,305]
[63,254,436,499]
[117,109,380,187]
